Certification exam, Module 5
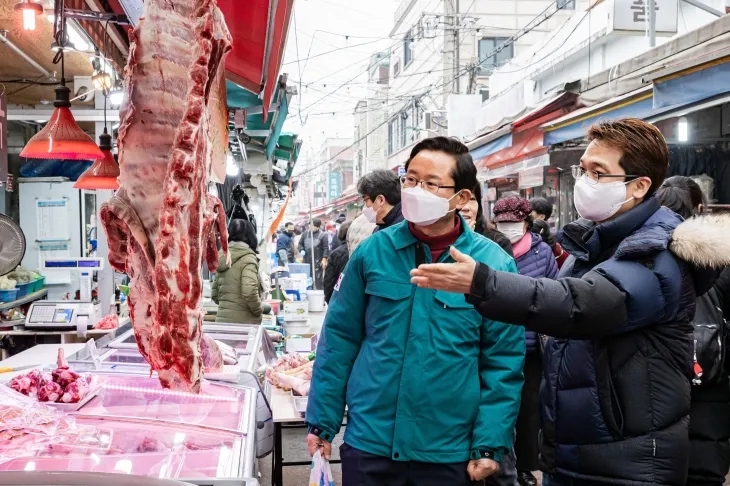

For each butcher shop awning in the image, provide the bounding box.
[234,78,292,160]
[218,0,294,122]
[475,129,546,170]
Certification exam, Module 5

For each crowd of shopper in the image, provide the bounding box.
[302,119,730,486]
[211,118,730,486]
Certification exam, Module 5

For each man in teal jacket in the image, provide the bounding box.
[306,136,525,485]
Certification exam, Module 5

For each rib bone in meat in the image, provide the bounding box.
[100,0,232,392]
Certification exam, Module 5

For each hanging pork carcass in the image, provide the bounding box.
[100,0,232,393]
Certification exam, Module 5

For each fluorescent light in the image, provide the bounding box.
[66,21,90,51]
[678,117,688,142]
[110,90,124,106]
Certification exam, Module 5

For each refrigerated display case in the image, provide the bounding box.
[0,374,260,485]
[68,321,276,460]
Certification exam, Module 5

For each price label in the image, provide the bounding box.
[86,338,102,370]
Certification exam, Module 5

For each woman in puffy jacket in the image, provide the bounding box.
[493,196,558,486]
[657,176,730,486]
[211,218,264,324]
[323,221,351,304]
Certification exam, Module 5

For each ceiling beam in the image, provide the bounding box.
[66,0,129,74]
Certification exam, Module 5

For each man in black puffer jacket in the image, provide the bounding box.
[410,119,718,486]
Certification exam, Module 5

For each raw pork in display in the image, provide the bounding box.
[200,334,224,373]
[265,354,314,396]
[37,381,63,403]
[8,370,41,398]
[5,349,97,404]
[99,0,233,393]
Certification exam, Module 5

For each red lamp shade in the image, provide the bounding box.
[74,132,120,190]
[20,86,104,161]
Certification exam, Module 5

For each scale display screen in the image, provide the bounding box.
[45,261,77,268]
[78,260,101,268]
[52,308,73,324]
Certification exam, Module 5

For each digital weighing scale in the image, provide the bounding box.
[25,258,104,330]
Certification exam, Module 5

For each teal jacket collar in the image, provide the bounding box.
[391,214,475,258]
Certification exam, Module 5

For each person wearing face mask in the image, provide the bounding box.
[460,184,513,257]
[493,196,558,486]
[410,118,721,486]
[306,136,525,486]
[357,169,403,232]
[275,222,296,264]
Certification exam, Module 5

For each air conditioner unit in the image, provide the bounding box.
[73,76,94,103]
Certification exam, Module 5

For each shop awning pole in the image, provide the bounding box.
[309,204,316,288]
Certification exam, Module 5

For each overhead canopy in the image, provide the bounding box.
[650,59,730,110]
[218,0,294,122]
[108,0,294,123]
[476,129,546,170]
[470,133,513,161]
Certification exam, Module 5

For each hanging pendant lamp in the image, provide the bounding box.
[73,129,120,190]
[14,1,43,31]
[20,85,104,160]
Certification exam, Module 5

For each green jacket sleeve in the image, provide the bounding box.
[211,275,220,304]
[305,249,367,441]
[471,258,525,462]
[240,260,263,318]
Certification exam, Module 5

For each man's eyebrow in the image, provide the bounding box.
[580,158,610,171]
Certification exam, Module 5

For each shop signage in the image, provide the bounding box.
[328,172,341,202]
[519,166,545,189]
[398,166,406,177]
[613,0,678,34]
[486,186,497,202]
[0,92,7,187]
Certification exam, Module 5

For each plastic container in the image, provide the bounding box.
[0,288,18,303]
[288,263,311,278]
[307,290,325,312]
[263,299,281,315]
[282,320,311,336]
[14,282,33,298]
[32,276,46,292]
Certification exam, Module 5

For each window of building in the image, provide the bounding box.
[404,30,413,67]
[558,0,576,8]
[478,38,513,75]
[393,58,401,77]
[480,88,490,102]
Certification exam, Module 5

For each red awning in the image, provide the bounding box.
[512,92,577,133]
[218,0,294,123]
[109,0,294,123]
[476,129,546,170]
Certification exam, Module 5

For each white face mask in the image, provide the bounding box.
[574,175,634,222]
[401,186,459,226]
[496,222,526,244]
[362,200,380,223]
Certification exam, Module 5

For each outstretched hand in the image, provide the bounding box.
[410,246,477,295]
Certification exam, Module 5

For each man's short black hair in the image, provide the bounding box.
[228,218,258,249]
[405,136,477,193]
[529,197,552,219]
[284,221,294,228]
[357,170,401,205]
[312,218,322,228]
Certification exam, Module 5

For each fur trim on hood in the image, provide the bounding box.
[669,214,730,268]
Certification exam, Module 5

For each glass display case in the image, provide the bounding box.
[0,374,259,485]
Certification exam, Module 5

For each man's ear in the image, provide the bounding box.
[630,177,652,200]
[455,189,472,209]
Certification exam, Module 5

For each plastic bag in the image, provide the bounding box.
[309,450,335,486]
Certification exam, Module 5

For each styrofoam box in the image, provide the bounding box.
[285,333,318,353]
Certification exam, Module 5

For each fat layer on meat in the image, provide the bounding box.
[100,0,232,392]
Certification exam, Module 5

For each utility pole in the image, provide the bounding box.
[454,0,460,94]
[648,0,656,47]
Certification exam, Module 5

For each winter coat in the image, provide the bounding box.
[307,217,524,464]
[211,241,263,324]
[331,235,345,252]
[513,232,558,353]
[323,244,349,304]
[347,214,375,255]
[466,198,717,485]
[276,231,296,263]
[374,202,404,232]
[298,230,330,263]
[688,261,730,485]
[479,227,514,257]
